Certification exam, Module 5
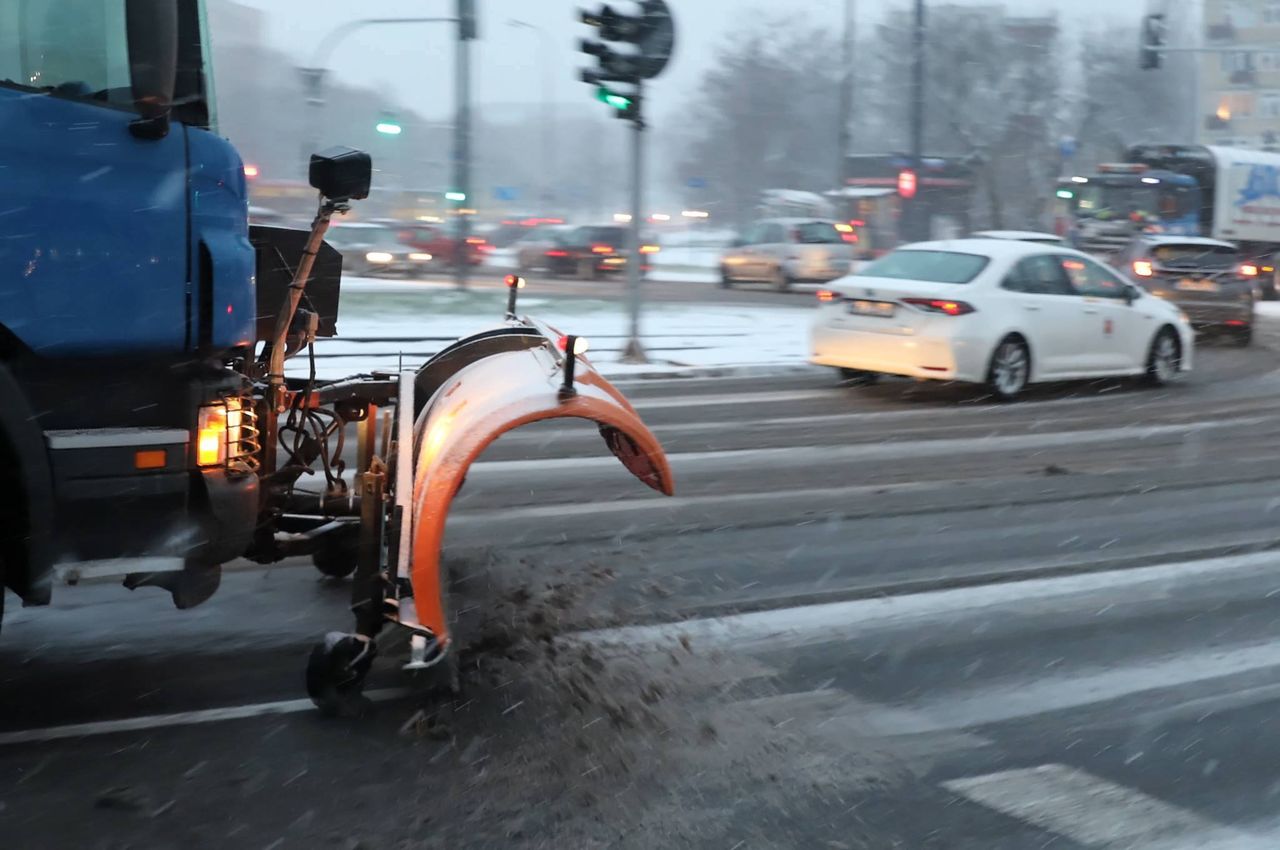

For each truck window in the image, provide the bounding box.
[1,1,133,109]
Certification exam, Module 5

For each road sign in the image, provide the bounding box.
[493,186,520,202]
[687,176,708,189]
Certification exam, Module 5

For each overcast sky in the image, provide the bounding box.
[235,0,1138,120]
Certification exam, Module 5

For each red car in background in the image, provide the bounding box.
[397,222,489,267]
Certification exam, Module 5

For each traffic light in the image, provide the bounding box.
[1140,13,1165,70]
[375,111,402,135]
[578,1,675,125]
[897,169,918,200]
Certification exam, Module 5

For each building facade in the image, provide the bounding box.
[1201,0,1280,148]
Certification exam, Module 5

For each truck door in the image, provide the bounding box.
[0,0,190,355]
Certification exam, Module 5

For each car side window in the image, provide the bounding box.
[1061,256,1127,299]
[763,223,786,244]
[739,224,763,245]
[1005,255,1075,296]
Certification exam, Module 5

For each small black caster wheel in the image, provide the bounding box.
[306,632,377,717]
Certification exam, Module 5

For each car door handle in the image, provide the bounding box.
[1083,308,1100,314]
[1023,305,1041,311]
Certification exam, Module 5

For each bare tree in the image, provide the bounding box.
[674,19,843,226]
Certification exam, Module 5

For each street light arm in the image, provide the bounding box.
[310,17,458,70]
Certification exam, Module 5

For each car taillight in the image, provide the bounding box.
[640,244,660,254]
[592,244,614,254]
[816,289,837,302]
[901,298,975,316]
[1133,260,1154,277]
[1239,263,1259,277]
[546,249,569,257]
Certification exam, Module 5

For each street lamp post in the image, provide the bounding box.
[298,11,476,289]
[837,0,855,190]
[509,19,557,211]
[906,0,926,242]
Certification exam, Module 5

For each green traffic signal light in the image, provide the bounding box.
[596,85,632,111]
[375,121,403,136]
[445,191,467,202]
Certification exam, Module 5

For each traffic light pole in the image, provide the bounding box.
[622,82,647,364]
[454,20,473,291]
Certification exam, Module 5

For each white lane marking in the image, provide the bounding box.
[913,637,1280,733]
[472,416,1270,474]
[944,764,1263,849]
[0,688,409,747]
[577,550,1280,651]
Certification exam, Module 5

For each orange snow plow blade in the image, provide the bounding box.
[409,342,673,648]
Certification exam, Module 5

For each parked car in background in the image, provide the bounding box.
[721,218,857,290]
[514,225,576,273]
[810,239,1194,400]
[398,221,489,267]
[325,223,434,278]
[1116,235,1255,345]
[970,230,1065,245]
[488,218,569,249]
[539,225,658,280]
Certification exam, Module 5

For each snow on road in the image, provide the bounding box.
[295,283,815,379]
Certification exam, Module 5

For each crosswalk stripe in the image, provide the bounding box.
[470,416,1270,473]
[943,764,1263,849]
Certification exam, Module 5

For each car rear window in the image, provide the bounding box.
[858,250,989,284]
[793,222,843,244]
[582,227,627,245]
[1152,244,1238,269]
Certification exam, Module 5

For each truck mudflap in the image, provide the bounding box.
[407,340,674,648]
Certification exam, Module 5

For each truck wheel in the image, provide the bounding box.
[773,266,792,292]
[719,265,734,289]
[312,530,359,579]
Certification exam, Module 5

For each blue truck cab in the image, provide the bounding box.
[0,0,259,619]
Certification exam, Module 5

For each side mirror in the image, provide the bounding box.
[309,146,372,202]
[125,0,178,140]
[1124,284,1141,305]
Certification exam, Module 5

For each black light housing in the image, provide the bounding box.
[309,146,372,202]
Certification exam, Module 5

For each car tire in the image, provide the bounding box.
[1145,327,1182,386]
[987,336,1030,402]
[719,265,734,289]
[837,368,879,386]
[1233,324,1254,347]
[773,266,792,292]
[577,258,595,281]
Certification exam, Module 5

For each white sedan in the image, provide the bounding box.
[810,239,1194,401]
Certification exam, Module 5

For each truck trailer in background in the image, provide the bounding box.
[1059,144,1280,298]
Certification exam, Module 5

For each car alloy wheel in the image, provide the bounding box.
[988,338,1029,401]
[1147,329,1180,384]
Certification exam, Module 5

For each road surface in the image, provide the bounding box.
[4,322,1280,848]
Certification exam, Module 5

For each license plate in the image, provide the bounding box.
[849,299,896,317]
[1176,278,1218,293]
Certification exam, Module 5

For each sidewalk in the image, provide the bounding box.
[299,285,816,380]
